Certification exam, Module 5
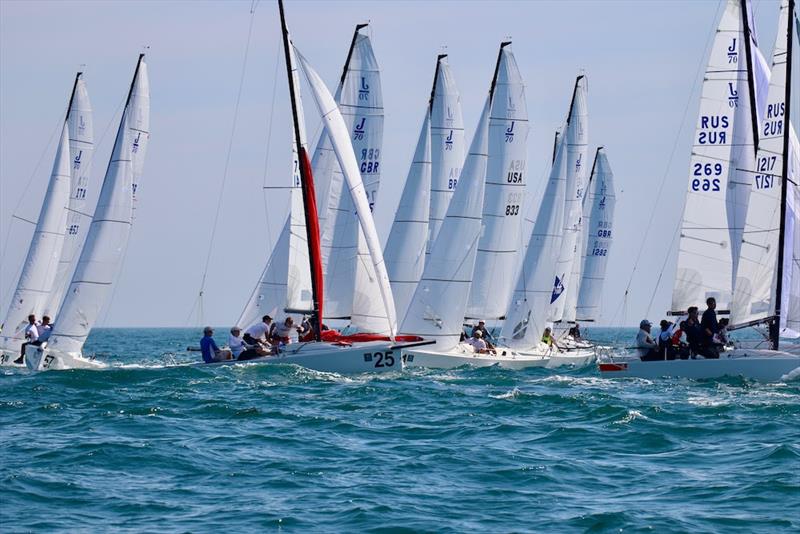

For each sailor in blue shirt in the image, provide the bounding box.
[200,326,232,363]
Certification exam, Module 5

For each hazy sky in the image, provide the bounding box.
[0,0,795,328]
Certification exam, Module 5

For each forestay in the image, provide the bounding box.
[384,110,432,322]
[47,56,149,356]
[48,74,94,315]
[467,43,529,320]
[673,0,756,313]
[732,0,797,334]
[296,49,397,336]
[400,98,491,350]
[428,55,466,254]
[550,76,589,322]
[0,124,72,351]
[575,148,616,322]
[505,134,568,350]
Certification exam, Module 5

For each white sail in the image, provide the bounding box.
[400,97,491,350]
[47,74,94,315]
[466,44,529,320]
[319,28,385,330]
[129,59,150,208]
[0,124,72,351]
[673,1,753,313]
[384,111,432,321]
[550,76,589,322]
[504,134,568,350]
[783,131,800,336]
[731,0,792,327]
[575,148,616,322]
[428,55,466,253]
[296,49,396,336]
[47,57,148,355]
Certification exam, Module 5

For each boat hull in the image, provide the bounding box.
[518,347,596,369]
[401,344,550,370]
[25,344,105,371]
[196,340,403,374]
[598,349,800,381]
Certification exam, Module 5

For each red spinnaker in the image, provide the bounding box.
[299,146,324,328]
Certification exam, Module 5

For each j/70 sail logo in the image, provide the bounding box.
[358,77,370,101]
[353,117,366,141]
[73,150,82,170]
[505,121,515,143]
[728,82,739,108]
[132,132,141,153]
[78,115,86,134]
[445,130,454,150]
[727,38,738,63]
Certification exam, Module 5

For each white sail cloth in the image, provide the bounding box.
[428,56,466,254]
[673,0,756,313]
[731,0,797,333]
[467,45,529,320]
[384,111,432,322]
[554,76,590,323]
[400,97,491,350]
[504,134,568,350]
[48,58,149,355]
[575,148,616,322]
[296,49,397,336]
[48,74,94,314]
[318,29,386,332]
[1,124,72,351]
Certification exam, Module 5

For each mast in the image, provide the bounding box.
[489,41,511,103]
[340,23,369,87]
[583,146,602,209]
[65,72,82,122]
[771,0,795,349]
[429,54,446,110]
[741,0,762,154]
[552,131,561,164]
[278,0,323,341]
[566,75,585,127]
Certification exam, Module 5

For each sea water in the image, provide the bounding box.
[1,327,798,532]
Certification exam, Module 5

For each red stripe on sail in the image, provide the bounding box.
[299,146,324,328]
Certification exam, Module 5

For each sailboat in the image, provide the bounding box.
[215,0,426,373]
[399,43,550,369]
[26,54,150,371]
[0,73,93,365]
[599,0,800,381]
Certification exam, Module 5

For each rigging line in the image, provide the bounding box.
[644,221,682,318]
[261,32,282,253]
[190,5,258,325]
[609,0,724,326]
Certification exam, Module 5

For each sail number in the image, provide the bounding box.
[505,192,522,216]
[693,163,723,176]
[363,350,395,368]
[691,162,722,191]
[360,148,380,174]
[591,248,608,256]
[755,156,778,190]
[506,160,525,183]
[691,179,720,192]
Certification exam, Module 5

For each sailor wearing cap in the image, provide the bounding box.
[200,326,233,363]
[636,319,659,361]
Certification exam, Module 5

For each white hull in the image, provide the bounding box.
[196,340,403,374]
[25,343,106,371]
[402,343,550,370]
[518,347,596,369]
[598,349,800,382]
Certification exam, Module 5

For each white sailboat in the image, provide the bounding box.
[400,43,549,370]
[0,73,91,364]
[600,0,800,381]
[212,1,422,373]
[466,42,529,322]
[26,55,150,371]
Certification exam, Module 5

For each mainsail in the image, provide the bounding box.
[400,97,491,349]
[0,122,72,351]
[575,148,616,322]
[47,55,150,355]
[47,73,94,315]
[466,42,529,320]
[672,0,759,313]
[550,75,589,322]
[428,55,466,254]
[504,134,568,350]
[732,0,798,340]
[384,110,432,321]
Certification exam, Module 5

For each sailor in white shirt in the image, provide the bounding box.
[228,326,246,358]
[16,314,39,364]
[243,315,273,347]
[36,315,53,343]
[466,330,489,353]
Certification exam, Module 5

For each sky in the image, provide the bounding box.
[0,0,796,329]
